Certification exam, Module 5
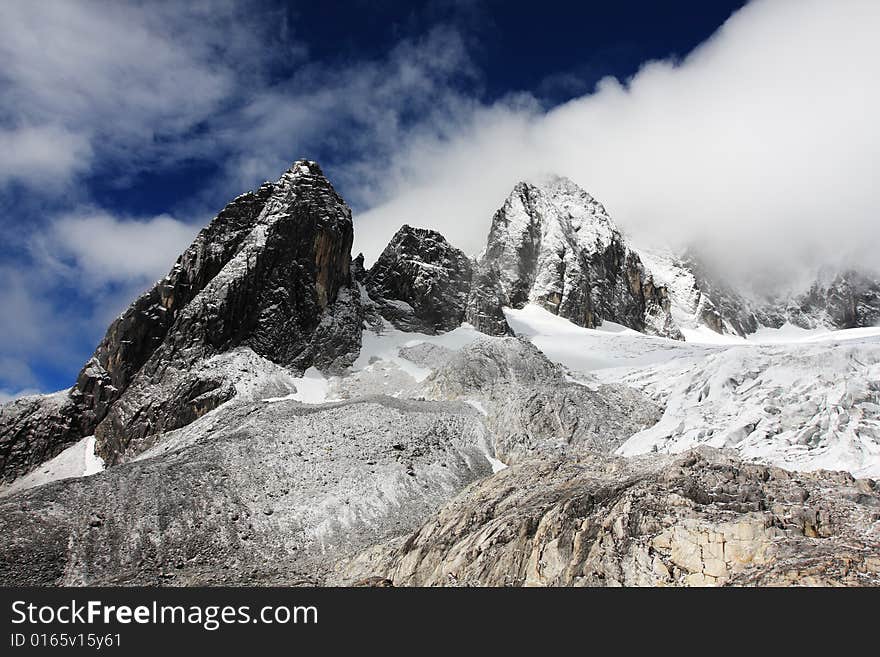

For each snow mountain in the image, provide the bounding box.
[465,177,682,339]
[639,249,880,339]
[0,161,878,587]
[1,161,362,479]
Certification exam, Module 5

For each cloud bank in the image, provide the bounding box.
[351,0,880,291]
[0,0,301,190]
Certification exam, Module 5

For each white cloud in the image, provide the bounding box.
[352,0,880,291]
[35,211,198,288]
[206,26,479,199]
[0,126,93,185]
[0,0,301,189]
[0,266,82,396]
[0,212,198,397]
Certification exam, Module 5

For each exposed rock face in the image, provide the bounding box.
[3,159,878,591]
[641,248,880,338]
[364,225,474,333]
[0,160,362,477]
[671,256,880,337]
[0,393,92,486]
[783,270,880,330]
[0,395,496,585]
[420,337,660,462]
[681,253,761,336]
[466,178,681,339]
[337,448,880,587]
[464,263,513,335]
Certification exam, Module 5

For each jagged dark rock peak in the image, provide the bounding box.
[0,160,362,478]
[466,178,682,338]
[364,225,474,334]
[351,252,367,283]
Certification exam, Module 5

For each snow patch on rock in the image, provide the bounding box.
[0,436,104,497]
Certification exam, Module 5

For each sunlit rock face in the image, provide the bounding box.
[336,448,880,587]
[466,177,682,339]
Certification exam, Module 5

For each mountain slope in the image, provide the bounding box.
[1,161,878,589]
[0,161,361,478]
[337,448,880,587]
[504,303,880,478]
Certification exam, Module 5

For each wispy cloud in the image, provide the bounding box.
[0,0,302,190]
[0,208,197,400]
[352,0,880,291]
[33,211,198,289]
[2,0,880,398]
[197,26,481,205]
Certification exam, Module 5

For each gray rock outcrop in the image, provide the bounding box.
[0,396,494,585]
[420,337,661,462]
[337,448,880,586]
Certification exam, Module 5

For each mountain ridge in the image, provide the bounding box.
[4,163,880,481]
[1,160,878,588]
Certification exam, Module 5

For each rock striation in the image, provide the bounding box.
[419,337,661,463]
[0,395,495,585]
[337,448,880,587]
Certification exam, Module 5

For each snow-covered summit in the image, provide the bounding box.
[465,176,682,339]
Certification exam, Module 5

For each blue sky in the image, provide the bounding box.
[1,0,879,399]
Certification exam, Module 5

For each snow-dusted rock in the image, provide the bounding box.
[0,161,364,475]
[420,337,661,463]
[467,177,682,339]
[0,396,496,585]
[638,248,880,338]
[636,248,760,337]
[3,159,879,589]
[365,225,474,334]
[784,270,880,330]
[504,303,880,478]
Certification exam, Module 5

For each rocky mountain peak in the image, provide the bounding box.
[467,176,682,338]
[641,246,880,338]
[364,224,474,334]
[0,160,363,478]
